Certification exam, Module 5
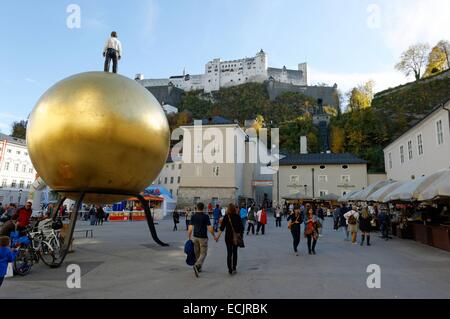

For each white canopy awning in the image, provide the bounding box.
[338,190,359,202]
[351,180,395,202]
[418,170,450,201]
[386,171,447,202]
[366,181,406,203]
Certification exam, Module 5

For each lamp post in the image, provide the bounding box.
[18,189,23,206]
[304,184,308,196]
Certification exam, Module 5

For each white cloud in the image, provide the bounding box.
[381,0,450,56]
[309,67,407,94]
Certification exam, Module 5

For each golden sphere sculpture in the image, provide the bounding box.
[27,72,170,204]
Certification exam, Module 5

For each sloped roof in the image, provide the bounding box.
[0,133,26,146]
[280,153,367,166]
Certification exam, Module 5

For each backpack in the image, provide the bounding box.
[184,240,196,266]
[348,214,357,225]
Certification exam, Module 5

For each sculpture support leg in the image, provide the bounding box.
[51,196,67,221]
[50,192,85,268]
[137,194,169,247]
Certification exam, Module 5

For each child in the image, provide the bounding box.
[0,236,16,287]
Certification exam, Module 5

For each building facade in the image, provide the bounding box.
[152,158,182,200]
[274,153,368,204]
[383,100,450,181]
[0,133,37,206]
[174,117,274,208]
[138,50,308,93]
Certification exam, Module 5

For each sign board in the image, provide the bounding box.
[252,180,274,187]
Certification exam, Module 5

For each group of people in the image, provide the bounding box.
[84,205,108,226]
[333,203,392,246]
[187,202,245,277]
[286,204,323,256]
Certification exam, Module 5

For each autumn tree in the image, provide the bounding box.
[395,43,430,81]
[11,120,27,139]
[424,43,449,77]
[330,125,345,153]
[346,81,374,111]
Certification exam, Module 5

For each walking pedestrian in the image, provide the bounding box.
[256,207,267,235]
[0,236,17,287]
[96,205,105,226]
[188,203,217,277]
[103,31,122,73]
[339,204,350,241]
[89,206,97,226]
[216,204,244,275]
[239,206,248,229]
[213,205,221,232]
[345,207,360,244]
[173,210,180,231]
[359,207,372,246]
[275,206,282,227]
[246,205,256,235]
[288,208,304,256]
[317,204,325,236]
[304,209,319,255]
[333,206,340,231]
[185,208,192,231]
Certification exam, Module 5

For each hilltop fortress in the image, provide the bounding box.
[136,50,339,110]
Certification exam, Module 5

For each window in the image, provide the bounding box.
[24,152,28,156]
[341,175,351,183]
[4,162,9,170]
[14,163,19,172]
[400,146,405,164]
[2,179,6,187]
[213,166,220,177]
[318,175,327,182]
[194,197,201,205]
[320,165,326,170]
[172,165,175,170]
[170,177,174,184]
[177,176,181,184]
[7,149,11,153]
[19,180,24,189]
[388,153,393,169]
[290,175,300,185]
[436,120,444,145]
[408,141,413,160]
[342,165,349,170]
[170,189,173,196]
[179,164,182,169]
[29,168,33,174]
[158,178,161,184]
[417,134,424,156]
[17,151,20,155]
[11,180,17,188]
[291,166,298,170]
[22,164,26,173]
[164,177,168,184]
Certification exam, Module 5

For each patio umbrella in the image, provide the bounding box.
[351,180,395,202]
[346,189,365,202]
[338,190,359,202]
[282,193,314,201]
[418,170,450,201]
[366,181,406,203]
[317,193,340,201]
[386,171,446,202]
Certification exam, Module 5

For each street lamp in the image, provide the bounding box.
[304,185,308,196]
[18,189,23,206]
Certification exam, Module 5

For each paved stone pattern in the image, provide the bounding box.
[1,218,450,299]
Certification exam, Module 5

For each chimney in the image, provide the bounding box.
[300,136,308,154]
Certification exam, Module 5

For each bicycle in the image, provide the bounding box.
[10,229,40,276]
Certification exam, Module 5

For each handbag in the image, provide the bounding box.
[228,215,245,248]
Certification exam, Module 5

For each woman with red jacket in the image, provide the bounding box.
[256,207,267,235]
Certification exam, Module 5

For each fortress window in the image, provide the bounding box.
[320,165,326,170]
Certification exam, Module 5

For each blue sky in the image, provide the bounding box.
[1,0,450,134]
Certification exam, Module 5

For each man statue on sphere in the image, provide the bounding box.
[103,31,122,74]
